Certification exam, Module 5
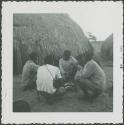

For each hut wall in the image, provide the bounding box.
[13,14,92,74]
[13,46,22,74]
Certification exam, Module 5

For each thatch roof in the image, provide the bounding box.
[101,34,113,60]
[13,14,92,74]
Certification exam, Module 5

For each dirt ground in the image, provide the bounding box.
[13,61,113,112]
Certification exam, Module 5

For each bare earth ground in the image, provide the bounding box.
[13,62,113,112]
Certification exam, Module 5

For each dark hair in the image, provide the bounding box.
[64,50,71,56]
[29,52,37,62]
[84,51,93,62]
[76,54,83,60]
[76,51,93,66]
[13,100,31,112]
[63,50,71,60]
[44,55,53,65]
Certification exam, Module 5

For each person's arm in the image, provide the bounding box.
[77,64,82,71]
[82,62,95,78]
[71,56,77,62]
[74,70,81,81]
[56,68,62,79]
[71,56,78,64]
[31,63,39,72]
[59,59,65,74]
[71,56,79,69]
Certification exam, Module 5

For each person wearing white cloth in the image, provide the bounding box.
[36,55,65,104]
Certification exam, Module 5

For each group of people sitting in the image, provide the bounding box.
[21,50,106,104]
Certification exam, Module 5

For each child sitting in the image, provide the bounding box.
[59,50,78,82]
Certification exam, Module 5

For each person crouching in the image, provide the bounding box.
[75,53,106,102]
[22,52,39,91]
[36,55,65,104]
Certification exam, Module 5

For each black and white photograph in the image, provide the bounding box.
[13,13,113,112]
[1,1,123,124]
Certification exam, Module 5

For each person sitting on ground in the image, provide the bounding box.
[59,50,78,82]
[22,52,39,91]
[13,100,31,112]
[36,55,65,104]
[75,52,106,102]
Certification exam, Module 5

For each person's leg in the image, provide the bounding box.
[46,88,66,104]
[23,81,36,91]
[64,66,78,92]
[79,78,100,92]
[38,91,53,104]
[64,69,77,91]
[37,91,43,102]
[23,75,37,91]
[70,65,78,80]
[29,74,37,89]
[63,74,70,83]
[37,88,65,105]
[78,78,102,100]
[28,81,36,89]
[36,90,56,104]
[78,81,90,97]
[66,70,76,82]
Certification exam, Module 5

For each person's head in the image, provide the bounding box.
[13,100,31,112]
[63,50,71,61]
[77,52,93,66]
[29,52,38,63]
[44,55,54,65]
[76,54,84,66]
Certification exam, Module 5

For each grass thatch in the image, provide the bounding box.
[101,34,113,60]
[13,14,92,74]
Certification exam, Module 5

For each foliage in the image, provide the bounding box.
[101,34,113,60]
[87,32,97,42]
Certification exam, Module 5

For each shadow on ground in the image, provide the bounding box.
[13,63,113,112]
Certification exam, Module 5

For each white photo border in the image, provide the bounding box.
[1,1,123,124]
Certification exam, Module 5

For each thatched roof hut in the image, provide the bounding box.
[13,14,92,74]
[101,34,113,60]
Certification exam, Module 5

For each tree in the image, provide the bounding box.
[87,32,97,42]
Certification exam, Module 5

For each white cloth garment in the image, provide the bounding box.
[36,64,62,94]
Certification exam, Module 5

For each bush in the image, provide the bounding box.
[101,34,113,61]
